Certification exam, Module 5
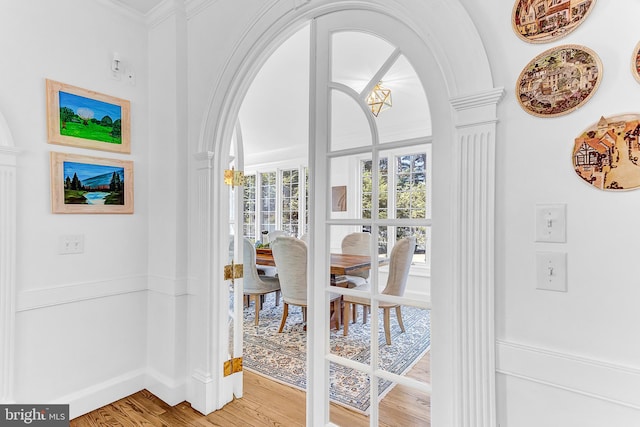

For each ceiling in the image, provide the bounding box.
[239,25,431,166]
[108,2,432,166]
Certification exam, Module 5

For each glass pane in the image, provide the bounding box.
[331,89,372,151]
[329,362,370,426]
[243,174,257,241]
[375,55,432,143]
[281,168,300,237]
[329,156,361,220]
[332,31,395,94]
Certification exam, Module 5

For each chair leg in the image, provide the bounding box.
[343,302,350,336]
[383,307,391,345]
[351,304,356,323]
[332,299,341,330]
[275,290,280,306]
[362,305,368,324]
[278,303,289,333]
[253,295,260,326]
[395,306,405,333]
[302,306,307,323]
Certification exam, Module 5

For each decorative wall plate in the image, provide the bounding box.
[512,0,596,44]
[632,41,640,83]
[516,45,602,118]
[573,114,640,191]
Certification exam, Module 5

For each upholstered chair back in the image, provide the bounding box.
[382,236,416,297]
[271,236,307,306]
[341,232,371,280]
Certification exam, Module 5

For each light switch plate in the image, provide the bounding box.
[536,251,567,292]
[535,204,566,243]
[59,234,84,255]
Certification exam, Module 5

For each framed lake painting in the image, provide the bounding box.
[573,114,640,191]
[50,152,134,214]
[46,79,131,153]
[512,0,596,44]
[516,45,602,118]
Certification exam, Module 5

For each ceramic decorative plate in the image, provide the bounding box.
[516,45,602,118]
[573,114,640,191]
[512,0,596,44]
[632,41,640,83]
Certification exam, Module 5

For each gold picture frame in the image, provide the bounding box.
[46,79,131,153]
[50,152,134,214]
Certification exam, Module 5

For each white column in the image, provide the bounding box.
[450,88,503,427]
[0,138,18,402]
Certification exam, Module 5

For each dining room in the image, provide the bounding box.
[229,20,432,424]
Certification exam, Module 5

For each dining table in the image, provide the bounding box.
[254,248,388,287]
[254,247,388,329]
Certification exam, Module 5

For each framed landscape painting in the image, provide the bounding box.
[516,45,602,118]
[512,0,596,44]
[50,152,134,214]
[46,79,131,153]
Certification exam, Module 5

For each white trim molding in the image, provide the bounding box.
[0,113,17,403]
[451,87,504,427]
[497,340,640,411]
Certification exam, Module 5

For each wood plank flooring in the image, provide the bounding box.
[71,352,430,427]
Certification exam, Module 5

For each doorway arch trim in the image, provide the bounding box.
[188,1,502,425]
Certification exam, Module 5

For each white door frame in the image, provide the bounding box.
[188,1,503,425]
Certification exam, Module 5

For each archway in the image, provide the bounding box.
[188,1,503,425]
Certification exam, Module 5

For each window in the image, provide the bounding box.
[243,174,257,240]
[260,172,277,234]
[281,169,300,236]
[243,166,308,241]
[361,147,430,266]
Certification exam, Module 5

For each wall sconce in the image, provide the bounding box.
[366,82,392,117]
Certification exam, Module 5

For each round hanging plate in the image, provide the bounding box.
[572,113,640,191]
[512,0,596,44]
[516,44,602,118]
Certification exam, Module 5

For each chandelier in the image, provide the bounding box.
[366,82,392,117]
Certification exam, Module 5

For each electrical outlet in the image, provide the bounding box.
[59,234,84,255]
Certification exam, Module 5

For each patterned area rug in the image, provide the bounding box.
[242,293,431,414]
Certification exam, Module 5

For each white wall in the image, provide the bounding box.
[145,3,189,406]
[0,0,150,418]
[460,0,640,424]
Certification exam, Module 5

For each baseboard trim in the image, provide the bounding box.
[54,369,146,420]
[145,368,186,406]
[496,340,640,411]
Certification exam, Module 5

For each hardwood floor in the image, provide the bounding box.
[71,353,430,427]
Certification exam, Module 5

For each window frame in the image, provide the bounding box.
[356,142,432,273]
[243,164,308,241]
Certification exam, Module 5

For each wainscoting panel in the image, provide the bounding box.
[496,340,640,410]
[17,275,147,312]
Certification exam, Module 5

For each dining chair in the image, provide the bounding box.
[271,236,341,332]
[243,238,281,326]
[267,230,288,244]
[341,231,371,285]
[342,236,416,345]
[341,231,371,320]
